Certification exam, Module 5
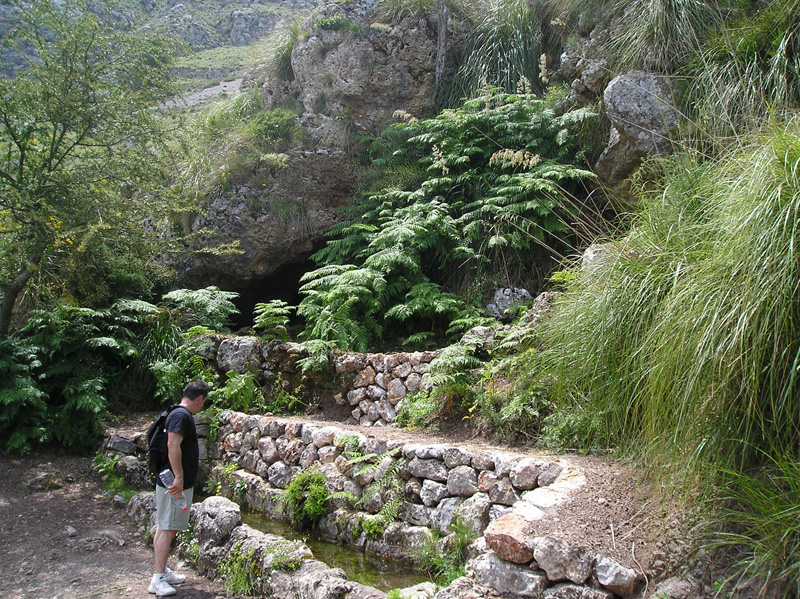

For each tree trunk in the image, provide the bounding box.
[0,262,36,336]
[435,0,449,101]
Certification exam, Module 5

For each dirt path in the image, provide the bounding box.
[0,452,230,599]
[0,416,692,599]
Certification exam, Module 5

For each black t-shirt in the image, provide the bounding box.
[157,405,199,489]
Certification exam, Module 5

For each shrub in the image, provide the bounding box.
[298,88,595,351]
[316,14,363,34]
[284,471,330,529]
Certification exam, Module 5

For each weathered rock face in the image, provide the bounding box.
[594,71,679,190]
[262,0,464,143]
[177,149,355,289]
[218,8,282,46]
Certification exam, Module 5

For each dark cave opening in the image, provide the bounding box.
[229,253,318,333]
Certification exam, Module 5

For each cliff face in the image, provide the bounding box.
[179,0,463,292]
[262,0,464,143]
[177,148,355,292]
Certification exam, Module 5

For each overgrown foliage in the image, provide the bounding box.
[0,0,181,333]
[178,89,302,199]
[444,0,543,104]
[536,121,800,594]
[0,286,247,453]
[284,471,330,529]
[298,88,595,351]
[688,0,800,147]
[415,516,476,586]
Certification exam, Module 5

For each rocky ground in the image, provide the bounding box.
[0,414,701,599]
[0,451,233,599]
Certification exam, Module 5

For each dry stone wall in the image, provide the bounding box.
[332,350,441,426]
[108,409,644,599]
[188,335,445,426]
[210,411,643,598]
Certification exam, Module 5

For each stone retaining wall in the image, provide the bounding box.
[212,411,643,598]
[332,350,440,427]
[185,334,446,426]
[107,412,643,599]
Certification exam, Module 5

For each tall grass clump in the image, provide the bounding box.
[178,89,301,199]
[608,0,721,72]
[688,0,800,148]
[249,18,306,82]
[443,0,542,105]
[537,119,800,593]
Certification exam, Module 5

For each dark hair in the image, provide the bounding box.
[182,379,209,401]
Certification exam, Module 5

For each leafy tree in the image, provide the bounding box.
[0,0,180,333]
[299,89,596,351]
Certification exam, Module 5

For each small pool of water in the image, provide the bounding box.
[241,512,429,591]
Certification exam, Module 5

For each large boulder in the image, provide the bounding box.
[594,71,679,190]
[263,0,464,144]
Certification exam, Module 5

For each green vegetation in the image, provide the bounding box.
[284,471,331,529]
[0,0,180,334]
[217,543,261,595]
[250,19,307,82]
[316,14,363,34]
[299,88,595,351]
[253,300,294,341]
[531,123,800,595]
[444,0,544,104]
[217,539,301,595]
[415,517,476,587]
[178,89,302,199]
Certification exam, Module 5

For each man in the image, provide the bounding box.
[149,380,209,597]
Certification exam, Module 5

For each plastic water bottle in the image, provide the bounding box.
[158,469,188,511]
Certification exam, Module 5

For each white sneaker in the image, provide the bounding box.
[163,567,186,585]
[148,575,176,597]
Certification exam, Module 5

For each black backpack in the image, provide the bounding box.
[146,406,180,484]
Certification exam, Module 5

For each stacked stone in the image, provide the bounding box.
[210,412,646,597]
[475,515,643,598]
[333,351,440,426]
[214,412,569,553]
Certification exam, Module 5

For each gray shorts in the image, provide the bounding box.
[155,486,194,531]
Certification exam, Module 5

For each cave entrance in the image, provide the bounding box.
[229,253,318,333]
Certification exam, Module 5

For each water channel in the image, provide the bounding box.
[241,512,430,591]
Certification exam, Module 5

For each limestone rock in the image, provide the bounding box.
[489,477,520,506]
[594,71,679,190]
[355,366,377,388]
[217,337,262,374]
[486,288,533,321]
[420,479,449,507]
[432,576,504,599]
[484,513,535,563]
[454,492,491,535]
[311,426,339,448]
[594,555,641,597]
[408,457,448,482]
[267,461,291,488]
[533,537,594,584]
[447,465,479,497]
[509,458,543,490]
[442,447,471,468]
[542,583,614,599]
[471,552,549,597]
[177,151,355,291]
[194,496,241,552]
[431,497,464,534]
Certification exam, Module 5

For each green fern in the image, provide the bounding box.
[162,287,240,331]
[253,300,294,341]
[298,89,595,351]
[0,338,48,453]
